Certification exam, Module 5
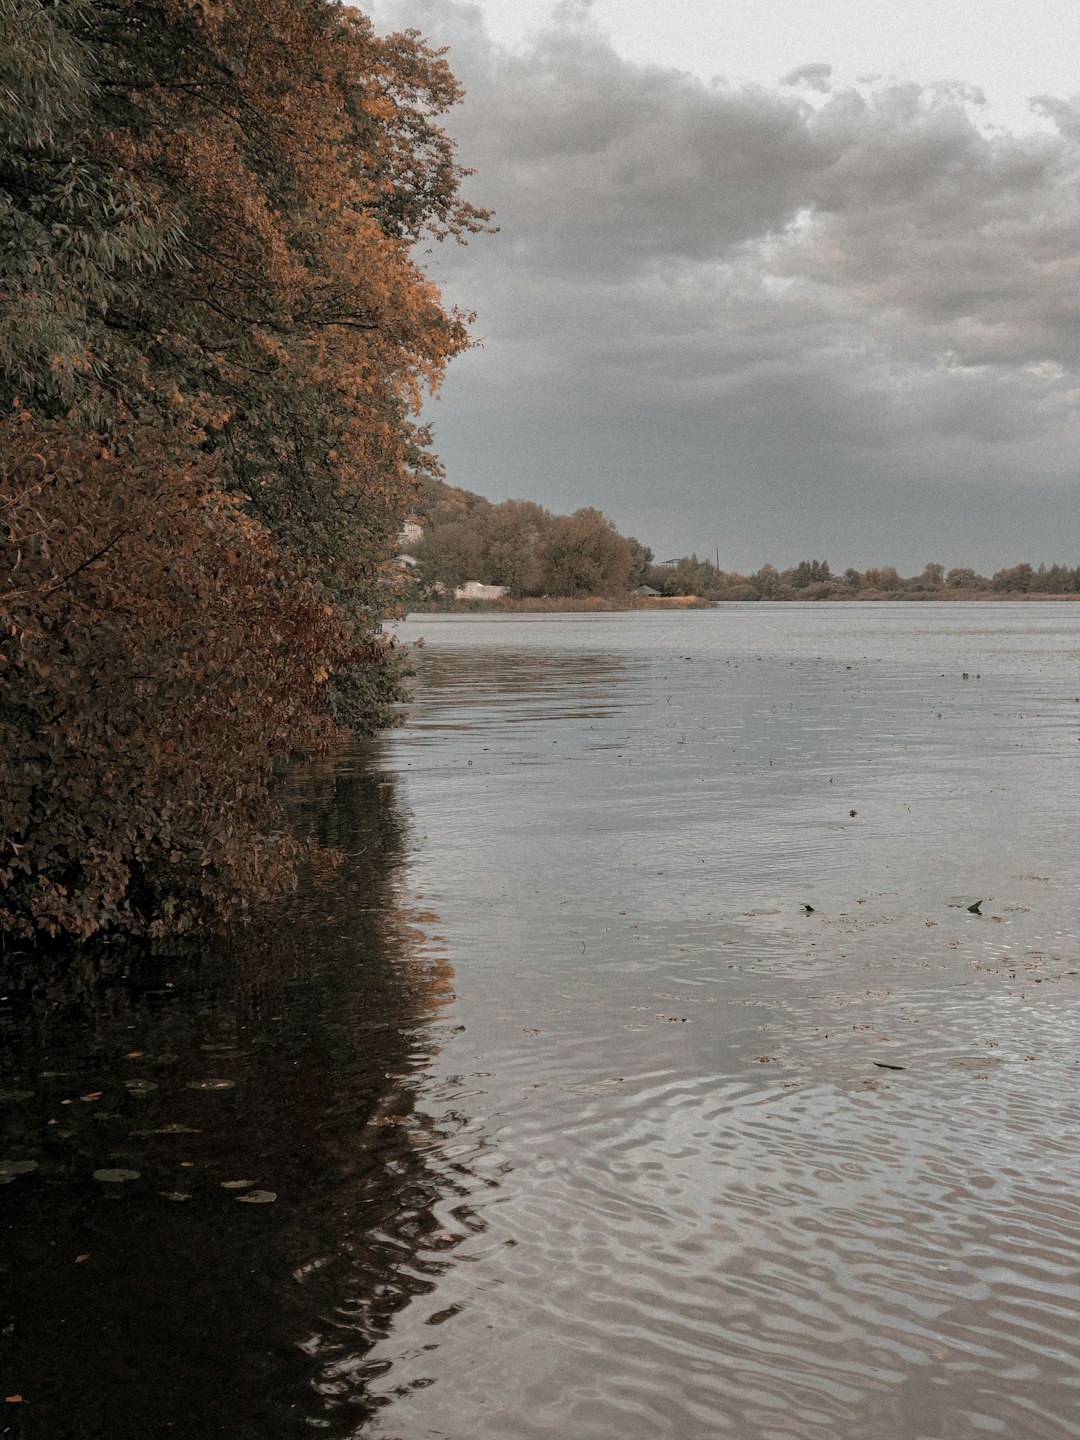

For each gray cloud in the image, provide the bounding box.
[780,62,833,93]
[371,1,1080,571]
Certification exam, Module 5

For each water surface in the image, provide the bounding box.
[4,604,1080,1438]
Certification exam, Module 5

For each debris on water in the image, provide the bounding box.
[236,1189,276,1204]
[849,809,858,817]
[802,903,815,913]
[968,900,983,914]
[93,1168,140,1183]
[186,1079,236,1091]
[873,1062,905,1071]
[160,1192,191,1202]
[221,1180,254,1190]
[124,1079,158,1094]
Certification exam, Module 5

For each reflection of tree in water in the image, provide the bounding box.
[0,746,486,1439]
[407,645,632,719]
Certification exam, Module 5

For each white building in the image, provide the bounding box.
[454,580,509,600]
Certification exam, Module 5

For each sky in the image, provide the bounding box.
[366,0,1080,572]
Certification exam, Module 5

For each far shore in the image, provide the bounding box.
[402,590,1080,615]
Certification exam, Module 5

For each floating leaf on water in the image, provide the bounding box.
[236,1189,276,1204]
[221,1179,254,1190]
[92,1168,140,1183]
[159,1192,191,1202]
[0,1090,34,1103]
[0,1159,38,1181]
[80,1092,103,1102]
[185,1079,235,1091]
[130,1123,200,1136]
[124,1079,158,1094]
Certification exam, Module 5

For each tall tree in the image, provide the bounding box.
[0,0,488,938]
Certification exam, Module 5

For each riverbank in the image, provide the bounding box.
[404,589,1080,613]
[405,594,712,613]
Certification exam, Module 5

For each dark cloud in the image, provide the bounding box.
[371,1,1080,570]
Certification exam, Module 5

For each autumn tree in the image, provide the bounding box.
[414,521,484,588]
[537,508,634,596]
[478,501,550,595]
[991,563,1035,592]
[0,0,487,939]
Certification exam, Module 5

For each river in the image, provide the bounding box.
[3,603,1080,1438]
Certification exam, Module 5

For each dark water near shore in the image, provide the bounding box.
[4,603,1080,1438]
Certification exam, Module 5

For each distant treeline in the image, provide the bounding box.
[405,483,1080,602]
[406,480,652,597]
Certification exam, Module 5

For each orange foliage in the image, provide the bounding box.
[1,1,488,939]
[0,411,373,938]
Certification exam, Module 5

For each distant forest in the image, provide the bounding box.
[404,479,1080,602]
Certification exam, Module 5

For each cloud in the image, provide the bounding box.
[550,0,596,23]
[780,62,833,93]
[370,1,1080,570]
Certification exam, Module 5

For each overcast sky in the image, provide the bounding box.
[368,0,1080,572]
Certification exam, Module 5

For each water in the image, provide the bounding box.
[4,603,1080,1438]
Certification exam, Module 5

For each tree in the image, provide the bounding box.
[863,566,900,591]
[538,508,634,596]
[626,537,654,589]
[991,563,1034,592]
[946,567,981,589]
[0,0,487,938]
[414,522,484,588]
[750,563,783,597]
[792,559,831,588]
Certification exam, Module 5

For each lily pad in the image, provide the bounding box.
[93,1168,140,1183]
[221,1179,254,1190]
[235,1189,276,1204]
[124,1079,158,1094]
[0,1159,38,1183]
[186,1079,236,1091]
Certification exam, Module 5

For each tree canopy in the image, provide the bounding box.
[1,0,487,939]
